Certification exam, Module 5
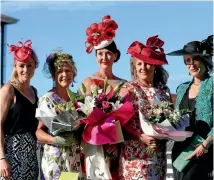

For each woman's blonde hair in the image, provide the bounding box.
[130,56,169,87]
[9,49,39,91]
[130,57,138,80]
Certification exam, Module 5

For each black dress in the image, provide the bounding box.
[1,86,39,180]
[172,91,213,180]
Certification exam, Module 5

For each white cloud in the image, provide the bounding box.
[1,1,116,13]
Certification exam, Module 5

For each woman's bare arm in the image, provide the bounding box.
[0,84,14,158]
[36,121,54,145]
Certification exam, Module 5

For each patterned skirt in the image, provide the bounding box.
[39,143,82,180]
[1,132,39,180]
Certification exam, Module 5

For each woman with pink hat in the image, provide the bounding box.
[0,40,39,180]
[118,35,171,180]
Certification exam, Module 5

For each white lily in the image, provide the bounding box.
[78,96,96,116]
[110,100,123,111]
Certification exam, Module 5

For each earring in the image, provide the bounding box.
[71,82,74,87]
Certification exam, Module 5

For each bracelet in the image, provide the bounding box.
[0,157,6,160]
[201,143,208,154]
[201,143,207,150]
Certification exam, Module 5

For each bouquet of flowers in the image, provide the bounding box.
[36,89,85,136]
[78,78,135,145]
[139,100,193,141]
[78,78,135,180]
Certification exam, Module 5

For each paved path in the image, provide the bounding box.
[166,141,174,180]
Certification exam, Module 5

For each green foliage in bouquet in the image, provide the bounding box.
[55,88,84,114]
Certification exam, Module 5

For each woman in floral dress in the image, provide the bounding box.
[36,50,82,180]
[119,35,172,180]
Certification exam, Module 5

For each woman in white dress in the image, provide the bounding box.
[80,15,126,180]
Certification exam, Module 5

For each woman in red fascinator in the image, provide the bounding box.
[118,35,172,180]
[0,40,39,180]
[80,15,126,180]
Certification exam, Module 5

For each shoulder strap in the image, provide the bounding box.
[31,86,38,102]
[31,86,37,95]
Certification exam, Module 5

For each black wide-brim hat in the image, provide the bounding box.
[167,35,213,57]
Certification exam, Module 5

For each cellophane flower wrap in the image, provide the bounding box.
[78,77,135,180]
[78,77,135,145]
[35,89,85,136]
[138,99,193,142]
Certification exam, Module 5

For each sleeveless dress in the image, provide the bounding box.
[119,81,171,180]
[1,86,39,180]
[81,76,126,180]
[38,92,82,180]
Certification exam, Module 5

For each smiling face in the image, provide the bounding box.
[184,55,207,78]
[96,48,117,70]
[14,58,36,83]
[134,58,155,82]
[54,62,74,88]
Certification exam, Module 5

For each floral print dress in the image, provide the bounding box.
[38,92,82,180]
[119,81,171,180]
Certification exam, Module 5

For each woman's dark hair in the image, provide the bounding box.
[153,65,169,86]
[183,55,213,75]
[43,52,77,82]
[130,57,169,87]
[47,57,56,78]
[96,41,121,62]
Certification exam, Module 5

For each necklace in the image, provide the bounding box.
[193,83,200,86]
[136,79,153,88]
[95,72,115,80]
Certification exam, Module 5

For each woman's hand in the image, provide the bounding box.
[53,134,75,147]
[139,134,157,147]
[185,144,208,160]
[0,158,11,179]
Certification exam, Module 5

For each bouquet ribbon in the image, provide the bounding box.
[82,101,135,145]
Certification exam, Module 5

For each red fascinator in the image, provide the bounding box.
[127,35,168,65]
[8,40,33,63]
[85,15,118,53]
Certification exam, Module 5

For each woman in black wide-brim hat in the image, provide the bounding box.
[167,35,213,180]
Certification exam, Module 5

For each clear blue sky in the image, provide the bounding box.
[1,1,213,97]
